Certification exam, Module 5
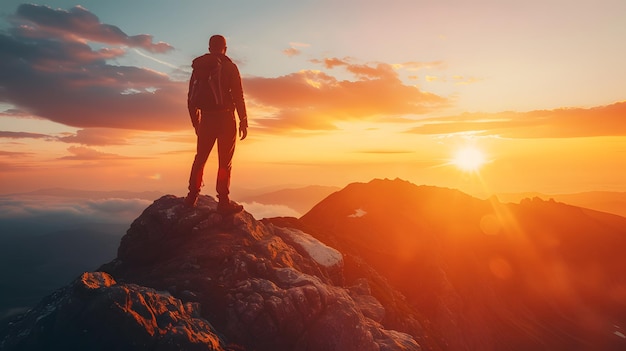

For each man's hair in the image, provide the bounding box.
[209,35,226,51]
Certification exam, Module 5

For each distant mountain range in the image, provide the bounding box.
[7,186,626,219]
[495,191,626,218]
[5,188,165,200]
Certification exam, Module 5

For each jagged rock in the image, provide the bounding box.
[2,195,420,351]
[108,195,421,350]
[1,272,226,351]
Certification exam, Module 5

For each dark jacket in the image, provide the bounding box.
[187,53,247,124]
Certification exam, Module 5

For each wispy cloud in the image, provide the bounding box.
[133,48,179,69]
[283,47,301,57]
[0,109,32,118]
[407,101,626,138]
[58,146,141,161]
[57,128,133,146]
[355,150,415,154]
[283,42,310,57]
[1,129,132,146]
[0,131,53,140]
[0,150,34,157]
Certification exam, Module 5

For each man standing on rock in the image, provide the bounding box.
[184,35,247,213]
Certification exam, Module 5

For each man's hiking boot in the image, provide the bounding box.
[217,200,243,215]
[184,191,199,208]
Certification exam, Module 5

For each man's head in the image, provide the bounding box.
[209,35,227,54]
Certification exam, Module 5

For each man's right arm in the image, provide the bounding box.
[230,65,247,121]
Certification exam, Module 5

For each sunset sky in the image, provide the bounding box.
[1,0,625,199]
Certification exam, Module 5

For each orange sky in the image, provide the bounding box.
[1,1,625,198]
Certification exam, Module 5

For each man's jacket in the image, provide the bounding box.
[187,53,247,125]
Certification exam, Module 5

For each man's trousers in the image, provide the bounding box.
[188,109,236,201]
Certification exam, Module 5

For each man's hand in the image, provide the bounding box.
[239,118,248,140]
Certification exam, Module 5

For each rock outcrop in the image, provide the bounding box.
[1,271,225,351]
[1,194,420,351]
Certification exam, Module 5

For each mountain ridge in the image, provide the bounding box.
[299,178,626,350]
[495,190,626,218]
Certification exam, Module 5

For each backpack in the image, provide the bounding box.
[189,55,225,110]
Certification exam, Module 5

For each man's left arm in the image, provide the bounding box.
[187,71,200,131]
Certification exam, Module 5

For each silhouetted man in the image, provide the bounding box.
[185,35,248,213]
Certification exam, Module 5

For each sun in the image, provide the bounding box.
[452,146,487,172]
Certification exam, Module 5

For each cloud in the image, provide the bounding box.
[400,61,446,71]
[0,131,52,140]
[57,128,132,145]
[283,47,301,57]
[313,58,445,75]
[58,146,141,160]
[0,5,186,132]
[283,42,310,57]
[15,4,173,53]
[0,128,132,146]
[0,195,151,232]
[355,150,414,154]
[0,150,34,157]
[85,198,153,217]
[0,109,32,117]
[245,59,448,132]
[421,74,480,85]
[452,75,481,85]
[407,101,626,138]
[310,57,351,69]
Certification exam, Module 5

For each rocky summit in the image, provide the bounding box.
[1,194,420,351]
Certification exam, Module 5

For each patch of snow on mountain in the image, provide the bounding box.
[281,228,342,268]
[348,208,367,218]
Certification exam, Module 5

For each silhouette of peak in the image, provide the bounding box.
[301,178,626,351]
[306,178,477,217]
